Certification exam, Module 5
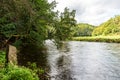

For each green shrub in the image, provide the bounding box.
[0,51,5,66]
[27,62,44,74]
[1,65,39,80]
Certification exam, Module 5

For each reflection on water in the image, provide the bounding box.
[56,55,72,80]
[46,41,120,80]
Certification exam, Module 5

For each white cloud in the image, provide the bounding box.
[48,0,120,26]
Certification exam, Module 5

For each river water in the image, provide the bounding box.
[46,41,120,80]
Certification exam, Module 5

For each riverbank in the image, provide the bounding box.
[0,50,40,80]
[72,36,120,43]
[0,51,5,68]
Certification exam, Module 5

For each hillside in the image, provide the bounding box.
[92,15,120,36]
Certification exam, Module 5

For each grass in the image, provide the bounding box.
[0,65,39,80]
[72,36,120,43]
[0,50,40,80]
[0,51,5,68]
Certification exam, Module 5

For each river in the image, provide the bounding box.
[46,41,120,80]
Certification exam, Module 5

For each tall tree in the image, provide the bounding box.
[0,0,77,49]
[54,7,77,41]
[0,0,57,48]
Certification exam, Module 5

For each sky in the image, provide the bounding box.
[48,0,120,26]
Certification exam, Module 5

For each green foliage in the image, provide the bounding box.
[0,51,40,80]
[0,65,39,80]
[54,7,77,41]
[0,1,77,79]
[92,15,120,36]
[1,23,16,37]
[0,0,57,48]
[0,51,5,66]
[27,62,44,74]
[74,23,95,36]
[13,40,22,49]
[0,0,77,49]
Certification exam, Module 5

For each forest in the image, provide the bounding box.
[92,15,120,36]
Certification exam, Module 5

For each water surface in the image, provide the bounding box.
[46,41,120,80]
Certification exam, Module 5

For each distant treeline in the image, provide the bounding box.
[74,23,95,36]
[74,15,120,37]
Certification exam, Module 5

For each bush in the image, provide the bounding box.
[1,65,39,80]
[0,51,5,66]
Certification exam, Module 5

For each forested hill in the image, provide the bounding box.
[74,23,95,36]
[92,15,120,36]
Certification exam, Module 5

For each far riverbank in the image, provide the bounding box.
[72,36,120,43]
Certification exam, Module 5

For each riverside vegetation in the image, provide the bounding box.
[0,0,120,80]
[0,50,44,80]
[73,15,120,43]
[0,0,76,80]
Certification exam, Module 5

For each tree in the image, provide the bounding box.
[54,7,77,41]
[0,0,57,48]
[0,0,77,49]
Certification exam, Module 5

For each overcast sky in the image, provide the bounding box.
[48,0,120,26]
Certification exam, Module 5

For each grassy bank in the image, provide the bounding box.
[0,51,5,68]
[0,50,40,80]
[72,36,120,43]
